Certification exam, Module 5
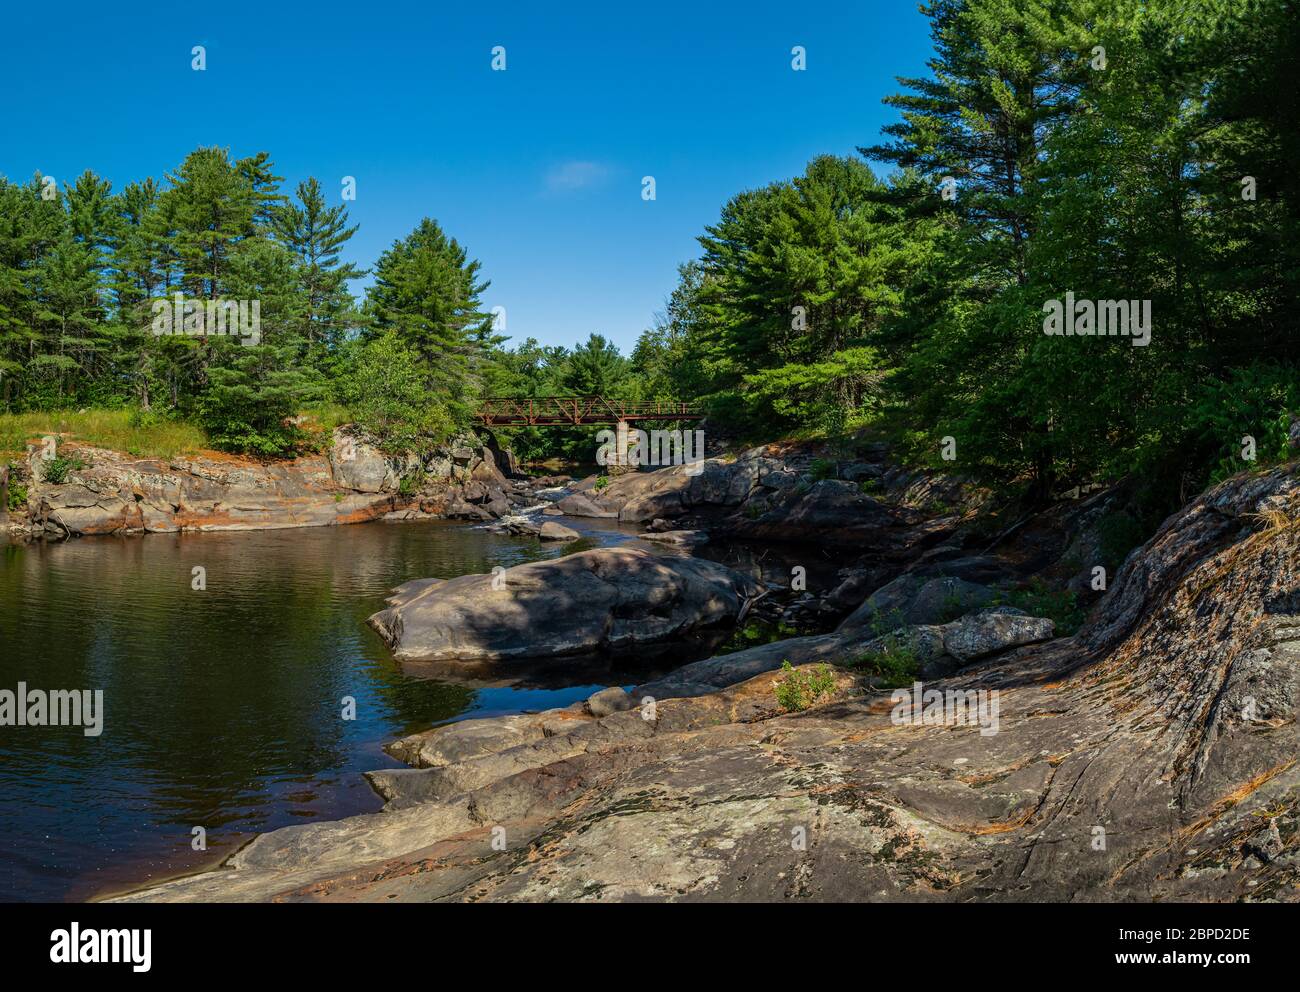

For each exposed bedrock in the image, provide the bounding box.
[115,465,1300,903]
[13,428,540,538]
[574,443,957,555]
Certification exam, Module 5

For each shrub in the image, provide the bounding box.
[197,342,321,457]
[398,468,426,497]
[341,332,454,453]
[41,454,87,485]
[593,474,610,492]
[127,407,162,430]
[851,633,920,688]
[773,661,837,712]
[6,481,28,511]
[994,579,1086,636]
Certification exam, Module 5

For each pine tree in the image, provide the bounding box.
[270,177,363,352]
[860,0,1100,497]
[562,334,628,395]
[366,217,491,425]
[163,147,256,300]
[236,151,286,232]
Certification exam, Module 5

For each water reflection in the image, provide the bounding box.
[0,519,637,902]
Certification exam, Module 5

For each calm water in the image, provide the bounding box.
[0,516,654,902]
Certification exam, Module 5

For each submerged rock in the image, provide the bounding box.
[554,492,619,518]
[638,529,709,547]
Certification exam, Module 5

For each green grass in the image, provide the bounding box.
[299,403,353,435]
[0,410,209,461]
[808,457,838,481]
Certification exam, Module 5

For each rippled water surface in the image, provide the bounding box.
[0,518,647,902]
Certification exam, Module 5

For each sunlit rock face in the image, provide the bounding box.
[367,546,761,664]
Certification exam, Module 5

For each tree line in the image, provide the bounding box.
[0,142,676,461]
[634,0,1299,513]
[3,0,1297,518]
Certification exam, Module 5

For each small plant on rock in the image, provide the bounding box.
[773,660,837,712]
[852,635,919,688]
[42,454,87,485]
[398,468,426,497]
[809,458,837,481]
[6,481,28,511]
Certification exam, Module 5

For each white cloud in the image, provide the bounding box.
[544,160,609,193]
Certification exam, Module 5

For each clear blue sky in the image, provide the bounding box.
[0,0,933,353]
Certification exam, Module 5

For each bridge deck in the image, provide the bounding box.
[475,397,702,427]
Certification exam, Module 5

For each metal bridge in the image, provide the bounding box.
[475,397,702,427]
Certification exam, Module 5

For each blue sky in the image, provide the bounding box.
[0,1,933,352]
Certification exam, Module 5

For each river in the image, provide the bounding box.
[0,515,666,902]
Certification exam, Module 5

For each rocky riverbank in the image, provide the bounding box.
[3,427,556,540]
[108,442,1300,902]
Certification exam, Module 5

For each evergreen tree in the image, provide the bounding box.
[366,217,491,426]
[164,147,256,300]
[271,177,362,352]
[562,333,628,396]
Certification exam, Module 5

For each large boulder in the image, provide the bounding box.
[838,575,997,633]
[329,428,401,492]
[849,606,1055,680]
[941,607,1053,662]
[368,547,761,663]
[555,492,619,518]
[538,521,581,542]
[736,479,934,550]
[604,448,786,523]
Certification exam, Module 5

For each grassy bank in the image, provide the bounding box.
[0,410,210,462]
[0,404,358,464]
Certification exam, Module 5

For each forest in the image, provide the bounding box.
[2,0,1296,523]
